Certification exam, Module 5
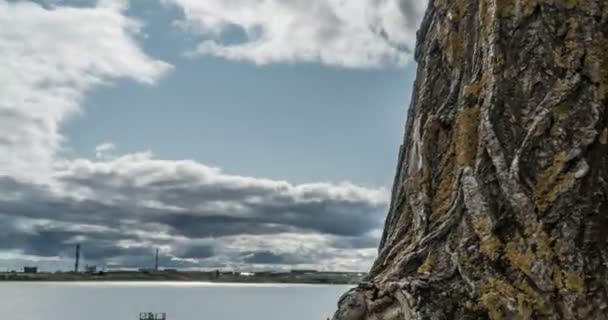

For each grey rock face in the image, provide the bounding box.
[333,0,608,319]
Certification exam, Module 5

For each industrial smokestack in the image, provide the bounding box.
[74,244,80,273]
[155,248,159,271]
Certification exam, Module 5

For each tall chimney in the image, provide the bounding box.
[74,244,80,273]
[155,248,159,271]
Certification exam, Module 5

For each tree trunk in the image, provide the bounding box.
[333,1,608,319]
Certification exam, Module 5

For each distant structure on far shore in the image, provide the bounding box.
[85,265,97,274]
[155,248,159,272]
[74,244,81,273]
[23,266,37,274]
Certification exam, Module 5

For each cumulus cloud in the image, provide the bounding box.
[367,0,427,48]
[242,251,306,265]
[165,0,427,68]
[0,0,391,271]
[95,143,118,160]
[0,151,388,270]
[53,153,387,236]
[0,0,171,181]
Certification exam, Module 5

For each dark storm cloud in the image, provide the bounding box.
[246,199,383,236]
[19,230,79,258]
[176,245,215,259]
[0,215,80,258]
[0,176,132,227]
[0,154,387,269]
[0,175,384,239]
[0,218,200,270]
[51,156,388,237]
[80,244,152,261]
[157,199,382,239]
[159,214,297,238]
[0,214,150,262]
[242,251,308,265]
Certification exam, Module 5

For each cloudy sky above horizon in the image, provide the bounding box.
[0,0,425,272]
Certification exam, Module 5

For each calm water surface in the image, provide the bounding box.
[0,282,350,320]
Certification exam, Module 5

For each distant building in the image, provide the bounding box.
[23,266,38,274]
[85,265,97,273]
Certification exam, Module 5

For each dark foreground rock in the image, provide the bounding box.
[334,1,608,319]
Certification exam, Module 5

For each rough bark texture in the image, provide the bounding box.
[333,1,608,319]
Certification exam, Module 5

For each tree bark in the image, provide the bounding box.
[333,1,608,319]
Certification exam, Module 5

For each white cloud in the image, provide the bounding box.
[368,0,427,48]
[95,143,118,160]
[0,0,172,181]
[53,151,389,239]
[165,0,426,68]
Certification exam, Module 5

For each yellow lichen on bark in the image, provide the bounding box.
[417,254,435,274]
[503,224,555,281]
[532,225,553,260]
[599,128,608,145]
[537,172,576,212]
[478,0,494,36]
[554,17,584,70]
[429,163,456,225]
[505,241,536,275]
[552,269,585,293]
[480,278,546,320]
[433,0,472,65]
[463,75,487,98]
[519,0,540,17]
[473,217,502,261]
[534,151,576,212]
[501,0,591,18]
[430,107,479,225]
[455,107,481,167]
[563,272,585,292]
[480,236,502,261]
[552,265,565,289]
[586,32,608,102]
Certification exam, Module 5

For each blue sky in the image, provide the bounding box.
[67,60,416,186]
[64,0,417,186]
[0,0,425,272]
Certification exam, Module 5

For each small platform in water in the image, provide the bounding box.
[139,313,166,320]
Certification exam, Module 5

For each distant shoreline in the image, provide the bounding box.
[0,270,365,285]
[0,281,354,287]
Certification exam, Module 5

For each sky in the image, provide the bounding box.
[0,0,426,272]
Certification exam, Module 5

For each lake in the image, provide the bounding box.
[0,282,349,320]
